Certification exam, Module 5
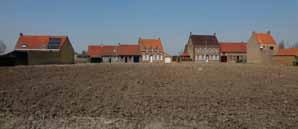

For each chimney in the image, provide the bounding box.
[213,33,216,36]
[20,33,23,36]
[158,37,160,40]
[118,43,121,46]
[267,30,271,35]
[252,31,256,34]
[190,32,192,36]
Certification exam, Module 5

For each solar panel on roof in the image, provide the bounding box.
[48,38,61,49]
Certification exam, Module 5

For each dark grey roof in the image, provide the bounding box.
[190,35,219,45]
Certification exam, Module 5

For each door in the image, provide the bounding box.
[133,56,140,63]
[221,56,227,62]
[150,55,153,63]
[125,57,128,63]
[236,56,240,63]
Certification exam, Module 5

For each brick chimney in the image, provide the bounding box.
[267,30,271,35]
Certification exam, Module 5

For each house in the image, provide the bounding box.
[117,44,141,63]
[88,44,141,63]
[179,44,192,62]
[184,32,220,62]
[15,33,75,65]
[247,31,278,64]
[179,52,192,62]
[138,38,164,63]
[273,48,298,65]
[88,45,119,63]
[219,42,247,63]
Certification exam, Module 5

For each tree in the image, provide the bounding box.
[291,42,298,48]
[81,50,87,56]
[77,50,88,58]
[278,40,285,49]
[0,40,6,54]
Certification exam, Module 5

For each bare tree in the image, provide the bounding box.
[291,42,298,48]
[0,40,6,54]
[278,40,285,49]
[81,50,87,56]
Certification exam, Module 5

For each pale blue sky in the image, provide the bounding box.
[0,0,297,54]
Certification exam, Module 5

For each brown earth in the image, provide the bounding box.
[0,63,298,129]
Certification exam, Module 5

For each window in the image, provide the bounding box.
[160,55,163,60]
[48,38,61,49]
[270,46,274,50]
[146,55,149,60]
[156,55,159,60]
[21,44,27,48]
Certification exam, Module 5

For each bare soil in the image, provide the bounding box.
[0,63,298,129]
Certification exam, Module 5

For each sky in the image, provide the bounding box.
[0,0,297,54]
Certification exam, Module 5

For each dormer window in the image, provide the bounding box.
[270,46,274,50]
[21,44,27,48]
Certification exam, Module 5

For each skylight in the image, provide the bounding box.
[48,38,61,49]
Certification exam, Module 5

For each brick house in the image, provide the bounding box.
[273,48,298,65]
[247,31,278,64]
[184,32,220,62]
[219,42,247,63]
[88,44,141,63]
[15,33,75,65]
[138,38,165,63]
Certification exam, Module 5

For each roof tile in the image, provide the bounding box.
[276,48,298,56]
[255,33,276,45]
[138,38,164,51]
[15,35,67,50]
[88,44,140,57]
[219,42,247,53]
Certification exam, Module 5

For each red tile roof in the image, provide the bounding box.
[180,52,190,57]
[276,48,298,56]
[219,42,247,53]
[88,45,103,57]
[117,44,140,55]
[15,35,67,50]
[255,33,276,45]
[88,45,117,57]
[88,44,140,57]
[138,38,164,52]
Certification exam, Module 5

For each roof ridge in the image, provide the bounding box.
[191,34,216,36]
[21,35,68,37]
[219,42,247,44]
[140,38,160,40]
